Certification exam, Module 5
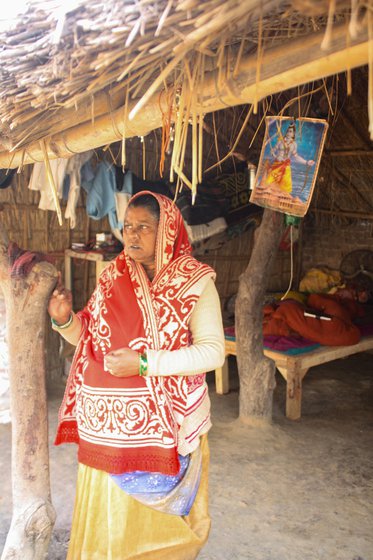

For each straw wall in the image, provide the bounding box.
[301,215,373,277]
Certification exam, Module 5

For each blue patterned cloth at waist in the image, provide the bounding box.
[110,447,202,516]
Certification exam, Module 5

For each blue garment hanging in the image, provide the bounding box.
[81,160,121,230]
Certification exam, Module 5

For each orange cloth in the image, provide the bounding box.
[307,293,359,323]
[263,297,361,346]
[263,304,292,337]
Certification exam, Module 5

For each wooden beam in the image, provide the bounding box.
[310,207,373,220]
[200,23,369,112]
[0,87,127,154]
[0,23,369,168]
[327,149,373,156]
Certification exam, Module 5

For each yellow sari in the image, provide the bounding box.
[67,435,210,560]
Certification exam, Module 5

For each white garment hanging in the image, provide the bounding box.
[28,159,69,211]
[64,151,93,228]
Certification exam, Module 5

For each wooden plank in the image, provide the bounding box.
[64,251,72,291]
[215,360,230,395]
[327,150,373,156]
[275,337,373,370]
[215,335,373,419]
[310,208,373,220]
[65,249,105,263]
[64,249,117,293]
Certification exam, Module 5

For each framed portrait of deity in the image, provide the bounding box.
[250,116,328,217]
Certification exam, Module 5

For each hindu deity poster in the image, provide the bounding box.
[250,117,328,217]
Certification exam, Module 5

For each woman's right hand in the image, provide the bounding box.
[48,275,73,324]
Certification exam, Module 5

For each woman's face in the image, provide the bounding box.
[123,206,159,267]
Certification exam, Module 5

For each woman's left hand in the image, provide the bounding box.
[104,348,140,377]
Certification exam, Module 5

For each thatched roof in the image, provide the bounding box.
[309,71,373,222]
[0,0,368,170]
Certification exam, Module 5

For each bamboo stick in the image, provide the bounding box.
[129,51,185,120]
[327,149,373,156]
[176,83,193,173]
[174,164,193,190]
[192,97,198,198]
[142,136,146,179]
[205,104,253,173]
[310,208,373,220]
[40,139,63,226]
[320,0,337,51]
[121,83,130,169]
[233,31,247,78]
[198,65,204,183]
[253,9,263,114]
[368,3,373,140]
[155,0,173,36]
[170,84,186,182]
[0,23,370,168]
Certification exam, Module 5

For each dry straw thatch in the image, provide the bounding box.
[0,0,370,216]
[0,0,356,153]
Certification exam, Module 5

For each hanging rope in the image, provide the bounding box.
[281,225,294,301]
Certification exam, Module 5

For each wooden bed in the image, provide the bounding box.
[215,336,373,420]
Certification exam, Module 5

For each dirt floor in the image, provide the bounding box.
[0,351,372,560]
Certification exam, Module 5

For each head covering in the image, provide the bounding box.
[56,191,215,476]
[127,190,192,271]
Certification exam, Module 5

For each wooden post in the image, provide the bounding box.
[235,209,285,425]
[0,224,57,560]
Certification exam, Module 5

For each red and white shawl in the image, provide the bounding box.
[55,192,215,475]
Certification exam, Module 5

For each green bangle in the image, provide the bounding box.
[139,353,148,377]
[51,313,73,329]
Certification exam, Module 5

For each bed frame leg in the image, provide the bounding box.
[215,356,230,394]
[285,366,308,420]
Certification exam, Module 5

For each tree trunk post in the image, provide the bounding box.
[0,226,57,560]
[235,209,285,425]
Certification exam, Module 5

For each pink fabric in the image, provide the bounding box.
[7,241,54,278]
[224,327,318,353]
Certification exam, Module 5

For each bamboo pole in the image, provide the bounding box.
[310,207,373,220]
[0,23,369,169]
[327,149,373,156]
[40,140,63,226]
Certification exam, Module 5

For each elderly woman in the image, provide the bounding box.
[48,191,225,560]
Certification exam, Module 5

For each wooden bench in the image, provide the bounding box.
[215,336,373,420]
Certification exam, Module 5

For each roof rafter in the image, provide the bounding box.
[0,22,369,168]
